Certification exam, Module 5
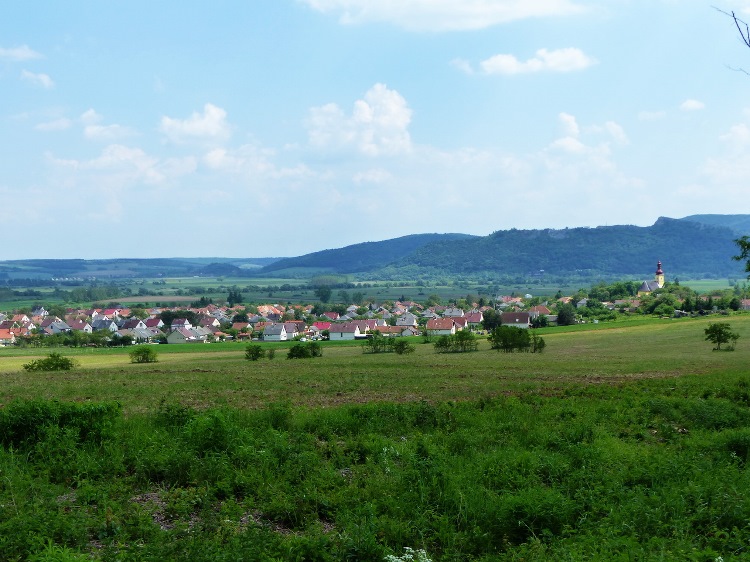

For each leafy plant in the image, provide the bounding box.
[22,352,78,372]
[244,344,265,361]
[704,323,740,351]
[129,345,158,363]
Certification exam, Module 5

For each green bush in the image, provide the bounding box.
[129,345,158,363]
[245,344,265,361]
[287,342,322,359]
[22,352,78,372]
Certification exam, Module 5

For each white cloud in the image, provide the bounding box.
[159,103,231,144]
[79,109,135,141]
[35,118,72,132]
[450,58,474,75]
[480,48,596,74]
[0,45,42,61]
[559,112,580,136]
[353,168,393,183]
[300,0,586,31]
[21,69,54,89]
[307,83,412,156]
[638,110,666,121]
[680,99,705,111]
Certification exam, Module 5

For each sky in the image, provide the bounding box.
[2,0,750,260]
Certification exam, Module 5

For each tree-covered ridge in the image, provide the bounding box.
[681,214,750,235]
[259,233,477,274]
[395,217,745,277]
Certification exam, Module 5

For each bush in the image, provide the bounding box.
[393,340,415,355]
[245,344,265,361]
[287,342,322,359]
[433,331,478,353]
[22,352,78,372]
[129,345,158,363]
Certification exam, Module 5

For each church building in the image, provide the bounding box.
[638,261,665,295]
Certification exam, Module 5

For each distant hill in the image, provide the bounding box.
[258,233,477,275]
[388,217,744,278]
[257,216,749,280]
[0,257,281,280]
[680,214,750,236]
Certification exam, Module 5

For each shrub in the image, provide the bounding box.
[22,352,78,372]
[287,342,322,359]
[245,344,265,361]
[393,340,415,355]
[129,345,158,363]
[434,331,478,353]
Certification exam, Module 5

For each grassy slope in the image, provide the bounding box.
[1,315,748,414]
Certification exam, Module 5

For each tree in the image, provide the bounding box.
[704,322,740,351]
[129,345,158,363]
[556,303,577,326]
[314,286,332,303]
[733,235,750,278]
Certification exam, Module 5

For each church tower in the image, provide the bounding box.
[655,261,665,289]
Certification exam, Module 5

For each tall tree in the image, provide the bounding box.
[733,236,750,278]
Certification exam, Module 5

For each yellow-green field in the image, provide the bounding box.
[2,314,748,415]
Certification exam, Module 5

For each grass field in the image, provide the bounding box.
[2,314,750,561]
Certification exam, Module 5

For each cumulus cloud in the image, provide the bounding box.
[300,0,586,31]
[307,83,412,156]
[480,48,596,74]
[0,45,42,61]
[680,99,705,111]
[159,103,231,144]
[21,70,54,89]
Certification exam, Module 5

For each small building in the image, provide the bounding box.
[263,324,288,342]
[500,312,531,329]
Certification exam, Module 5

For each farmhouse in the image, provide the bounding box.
[263,324,288,342]
[328,322,361,341]
[500,312,531,328]
[426,318,456,335]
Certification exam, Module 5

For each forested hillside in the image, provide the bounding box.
[259,233,476,275]
[394,217,744,278]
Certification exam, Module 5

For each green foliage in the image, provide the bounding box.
[0,399,121,448]
[363,334,416,355]
[129,345,158,363]
[488,327,546,353]
[704,322,740,351]
[433,330,478,353]
[287,341,323,359]
[556,303,577,326]
[393,339,415,355]
[23,352,78,372]
[734,235,750,278]
[244,344,265,361]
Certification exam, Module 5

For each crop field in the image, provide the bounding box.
[2,315,750,560]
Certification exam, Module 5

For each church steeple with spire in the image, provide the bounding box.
[655,260,665,288]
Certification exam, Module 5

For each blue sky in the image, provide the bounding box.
[2,0,750,259]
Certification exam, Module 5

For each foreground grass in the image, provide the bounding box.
[1,315,749,560]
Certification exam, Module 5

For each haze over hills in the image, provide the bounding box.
[0,215,747,281]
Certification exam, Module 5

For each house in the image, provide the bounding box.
[170,318,193,331]
[0,329,16,346]
[396,312,419,328]
[328,322,361,341]
[425,318,456,335]
[465,311,484,330]
[166,327,207,344]
[283,322,301,339]
[120,318,147,330]
[68,319,93,333]
[442,307,465,318]
[91,318,119,332]
[500,312,531,328]
[373,325,404,337]
[263,324,288,342]
[321,312,340,321]
[144,317,164,330]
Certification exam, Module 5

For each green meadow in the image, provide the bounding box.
[1,315,750,560]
